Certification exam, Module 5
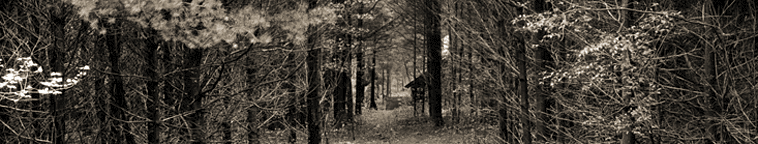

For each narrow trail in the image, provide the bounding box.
[327,106,500,144]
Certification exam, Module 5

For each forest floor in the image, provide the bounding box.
[325,106,502,144]
[258,105,503,144]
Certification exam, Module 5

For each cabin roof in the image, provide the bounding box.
[404,72,430,88]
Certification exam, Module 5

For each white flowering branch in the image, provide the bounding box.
[0,57,89,102]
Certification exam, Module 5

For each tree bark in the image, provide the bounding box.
[450,5,459,123]
[424,0,444,127]
[306,0,322,143]
[106,20,137,144]
[517,35,531,144]
[345,35,354,121]
[387,68,391,98]
[331,69,349,127]
[146,32,161,144]
[620,1,636,143]
[355,45,365,115]
[331,31,349,126]
[514,4,532,142]
[355,2,366,115]
[182,48,205,144]
[369,49,378,110]
[496,3,517,141]
[532,0,551,141]
[49,5,67,143]
[246,58,260,143]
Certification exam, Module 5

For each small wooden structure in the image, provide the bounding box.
[384,97,409,110]
[404,72,429,116]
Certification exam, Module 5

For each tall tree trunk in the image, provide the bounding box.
[221,66,232,144]
[49,5,67,143]
[531,0,551,141]
[162,42,178,130]
[468,34,474,118]
[346,48,354,120]
[355,2,366,115]
[183,48,205,144]
[495,3,516,141]
[369,49,377,110]
[146,32,161,144]
[448,3,460,123]
[306,0,322,143]
[451,2,464,123]
[306,25,322,144]
[343,4,355,119]
[246,58,260,144]
[288,98,298,144]
[517,34,531,144]
[619,1,636,143]
[333,70,348,127]
[355,45,364,115]
[342,28,354,121]
[387,69,391,98]
[513,1,532,141]
[413,13,417,97]
[424,0,443,127]
[105,20,137,144]
[345,34,354,122]
[332,31,348,126]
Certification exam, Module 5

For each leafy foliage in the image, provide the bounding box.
[65,0,338,48]
[513,1,680,142]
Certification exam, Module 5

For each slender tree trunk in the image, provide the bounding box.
[345,37,354,122]
[451,3,464,124]
[222,97,232,144]
[370,49,377,109]
[345,62,353,121]
[162,42,178,129]
[221,69,232,144]
[355,2,366,115]
[495,5,515,141]
[106,20,137,144]
[183,48,205,144]
[387,69,391,98]
[306,1,322,143]
[332,30,348,126]
[146,32,161,144]
[49,5,67,143]
[424,0,444,127]
[334,70,348,126]
[448,3,461,123]
[246,58,260,144]
[468,36,474,118]
[288,101,298,144]
[532,0,551,141]
[619,1,636,143]
[514,5,532,142]
[517,37,531,144]
[355,45,364,115]
[306,27,322,144]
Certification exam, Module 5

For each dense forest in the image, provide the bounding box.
[0,0,756,143]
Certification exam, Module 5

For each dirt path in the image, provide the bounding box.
[327,106,499,144]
